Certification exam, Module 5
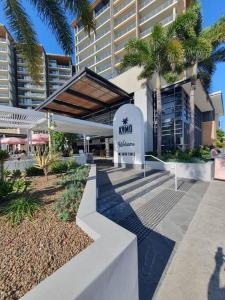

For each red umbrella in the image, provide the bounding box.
[31,134,49,143]
[0,137,26,145]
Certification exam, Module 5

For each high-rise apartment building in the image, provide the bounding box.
[73,0,191,80]
[0,24,16,106]
[0,24,74,109]
[17,46,47,109]
[47,54,73,95]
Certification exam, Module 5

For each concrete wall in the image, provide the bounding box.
[4,154,87,172]
[21,165,139,300]
[146,161,214,182]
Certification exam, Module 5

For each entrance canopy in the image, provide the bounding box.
[37,68,132,119]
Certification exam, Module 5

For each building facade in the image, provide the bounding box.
[0,24,74,109]
[0,25,16,106]
[73,0,190,80]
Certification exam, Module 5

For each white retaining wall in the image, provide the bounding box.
[4,154,87,172]
[146,161,214,182]
[21,165,139,300]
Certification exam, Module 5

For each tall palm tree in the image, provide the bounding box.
[172,1,225,148]
[120,25,184,156]
[2,0,95,81]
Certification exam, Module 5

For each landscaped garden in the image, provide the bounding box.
[146,146,212,163]
[0,150,92,300]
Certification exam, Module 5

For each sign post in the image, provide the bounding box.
[113,104,144,169]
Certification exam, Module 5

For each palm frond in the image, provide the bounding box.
[202,15,225,48]
[63,0,95,33]
[30,0,73,54]
[4,0,42,82]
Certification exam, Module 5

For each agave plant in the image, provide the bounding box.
[0,150,9,180]
[34,149,59,180]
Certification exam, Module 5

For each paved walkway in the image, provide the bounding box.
[97,164,209,300]
[155,180,225,300]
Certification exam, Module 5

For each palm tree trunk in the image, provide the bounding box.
[156,73,162,157]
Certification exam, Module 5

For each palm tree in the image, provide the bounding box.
[2,0,95,81]
[172,2,225,148]
[120,25,184,157]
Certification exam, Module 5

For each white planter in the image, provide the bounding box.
[145,161,214,182]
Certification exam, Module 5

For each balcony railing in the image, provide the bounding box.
[95,3,110,18]
[96,51,111,63]
[114,8,136,27]
[0,38,7,42]
[0,83,8,88]
[115,39,129,52]
[139,0,154,9]
[96,39,111,52]
[140,15,174,38]
[140,0,175,24]
[114,0,133,14]
[96,62,111,73]
[0,47,7,52]
[0,93,9,97]
[96,26,111,40]
[0,65,8,71]
[96,14,110,29]
[0,56,7,61]
[114,21,136,39]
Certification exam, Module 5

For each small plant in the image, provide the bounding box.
[51,160,68,174]
[2,196,41,225]
[25,166,44,177]
[12,169,22,178]
[54,185,82,221]
[13,178,31,193]
[0,179,13,199]
[34,150,59,179]
[0,150,9,180]
[3,168,11,179]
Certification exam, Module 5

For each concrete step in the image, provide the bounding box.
[98,172,174,215]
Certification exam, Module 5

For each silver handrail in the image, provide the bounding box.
[144,154,178,191]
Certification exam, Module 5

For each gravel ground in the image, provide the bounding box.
[0,175,92,300]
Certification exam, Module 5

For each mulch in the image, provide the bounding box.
[0,175,92,300]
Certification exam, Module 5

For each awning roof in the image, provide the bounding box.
[37,68,132,118]
[0,105,113,137]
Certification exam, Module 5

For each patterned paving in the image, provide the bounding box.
[118,189,185,244]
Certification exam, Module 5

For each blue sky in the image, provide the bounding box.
[0,0,225,130]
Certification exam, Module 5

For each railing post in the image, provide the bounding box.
[144,159,146,178]
[174,163,178,191]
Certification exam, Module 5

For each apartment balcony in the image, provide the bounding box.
[0,84,8,89]
[96,61,112,73]
[95,3,110,19]
[77,37,94,53]
[0,46,7,52]
[114,7,136,28]
[96,26,111,40]
[0,92,9,98]
[0,38,7,43]
[18,84,45,91]
[140,14,174,38]
[139,0,176,25]
[19,92,45,99]
[114,21,136,41]
[0,55,8,62]
[139,0,155,10]
[114,0,135,16]
[0,65,8,71]
[48,77,67,83]
[96,51,111,64]
[0,74,8,80]
[96,39,111,52]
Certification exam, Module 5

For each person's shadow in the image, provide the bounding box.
[208,247,225,300]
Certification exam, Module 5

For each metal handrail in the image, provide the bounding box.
[144,154,178,191]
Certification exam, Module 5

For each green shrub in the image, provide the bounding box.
[0,180,13,199]
[54,185,82,221]
[13,178,31,193]
[12,169,22,178]
[25,166,44,176]
[3,168,11,179]
[2,196,41,225]
[67,160,77,170]
[51,160,68,174]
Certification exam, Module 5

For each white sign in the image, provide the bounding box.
[113,104,144,167]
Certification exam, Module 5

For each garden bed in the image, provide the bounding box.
[0,168,92,299]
